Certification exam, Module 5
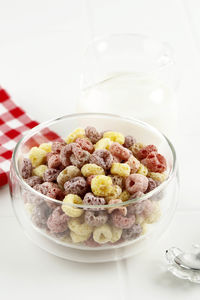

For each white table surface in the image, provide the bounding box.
[1,0,200,299]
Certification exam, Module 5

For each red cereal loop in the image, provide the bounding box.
[125,174,149,194]
[90,149,113,170]
[20,158,32,179]
[75,138,94,153]
[111,210,135,229]
[137,145,158,160]
[144,152,167,173]
[85,126,102,144]
[123,136,136,148]
[46,152,54,162]
[47,206,69,233]
[87,175,96,185]
[51,140,66,153]
[112,155,121,163]
[48,154,62,169]
[109,142,130,161]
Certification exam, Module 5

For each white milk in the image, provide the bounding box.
[78,73,177,139]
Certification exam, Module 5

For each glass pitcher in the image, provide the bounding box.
[78,34,179,140]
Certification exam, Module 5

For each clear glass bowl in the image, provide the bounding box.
[9,113,179,263]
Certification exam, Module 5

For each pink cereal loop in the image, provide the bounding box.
[108,199,127,216]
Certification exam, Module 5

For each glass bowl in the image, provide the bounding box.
[9,113,178,263]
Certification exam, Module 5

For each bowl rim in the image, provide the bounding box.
[11,112,177,209]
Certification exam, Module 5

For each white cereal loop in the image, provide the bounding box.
[93,224,112,244]
[70,231,90,243]
[68,218,93,236]
[110,226,122,243]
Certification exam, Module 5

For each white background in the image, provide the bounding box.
[1,0,200,299]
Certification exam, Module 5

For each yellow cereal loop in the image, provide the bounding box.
[32,164,48,177]
[137,163,148,176]
[130,142,145,156]
[145,202,161,224]
[25,203,34,215]
[70,231,90,243]
[29,147,46,167]
[91,175,113,197]
[119,190,130,202]
[135,214,145,225]
[103,131,125,144]
[148,172,167,182]
[57,166,81,188]
[93,224,112,244]
[94,138,112,150]
[68,218,93,236]
[81,164,105,177]
[110,163,130,177]
[110,226,122,243]
[62,194,83,217]
[65,128,85,144]
[141,223,148,235]
[39,143,52,153]
[106,185,122,202]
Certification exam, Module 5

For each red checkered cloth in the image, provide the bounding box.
[0,88,60,187]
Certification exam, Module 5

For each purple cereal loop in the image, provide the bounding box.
[25,176,43,187]
[111,210,135,229]
[123,136,136,148]
[84,210,108,226]
[125,174,148,194]
[20,158,32,179]
[83,192,106,210]
[90,149,113,170]
[64,176,88,195]
[122,224,142,240]
[142,200,154,218]
[70,151,90,168]
[47,206,69,233]
[145,177,157,193]
[31,202,52,228]
[84,236,101,247]
[43,168,60,182]
[60,143,75,167]
[85,126,102,144]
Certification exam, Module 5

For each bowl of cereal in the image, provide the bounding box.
[9,113,178,263]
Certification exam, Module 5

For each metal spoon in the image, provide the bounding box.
[174,252,200,271]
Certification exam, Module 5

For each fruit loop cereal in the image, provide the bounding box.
[20,125,168,248]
